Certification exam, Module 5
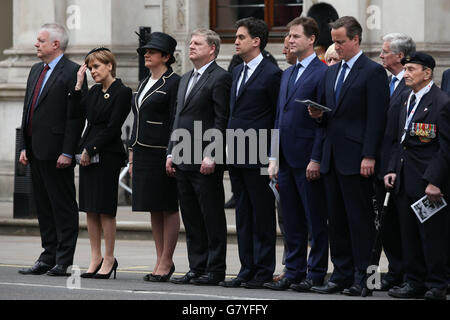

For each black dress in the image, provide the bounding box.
[130,68,180,212]
[69,79,132,216]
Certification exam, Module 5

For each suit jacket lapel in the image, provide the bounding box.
[35,56,66,111]
[411,86,434,124]
[26,63,45,108]
[178,70,193,110]
[392,78,406,101]
[286,58,318,103]
[236,59,266,102]
[336,55,365,108]
[230,64,242,115]
[184,62,216,108]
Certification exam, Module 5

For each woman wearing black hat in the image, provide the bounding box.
[129,32,181,282]
[70,48,132,279]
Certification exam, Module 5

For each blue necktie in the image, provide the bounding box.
[287,63,301,97]
[390,76,398,96]
[335,62,348,104]
[237,65,249,97]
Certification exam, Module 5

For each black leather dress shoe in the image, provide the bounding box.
[191,273,225,286]
[263,277,292,291]
[388,283,426,299]
[290,279,322,292]
[377,278,399,291]
[244,279,266,289]
[46,265,70,277]
[18,261,54,275]
[219,277,245,288]
[424,288,447,301]
[342,284,372,297]
[170,271,201,284]
[310,281,345,294]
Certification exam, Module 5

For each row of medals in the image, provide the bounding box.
[410,122,436,139]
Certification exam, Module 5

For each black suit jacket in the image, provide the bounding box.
[131,68,180,149]
[320,54,389,175]
[227,58,282,168]
[20,56,85,160]
[168,61,231,171]
[378,77,410,179]
[69,78,132,162]
[441,69,450,96]
[388,84,450,198]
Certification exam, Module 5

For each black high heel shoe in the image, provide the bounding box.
[81,258,103,278]
[93,258,118,280]
[148,264,175,282]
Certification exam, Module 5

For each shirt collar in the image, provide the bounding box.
[194,60,215,76]
[393,69,405,81]
[47,54,64,70]
[296,52,316,69]
[343,50,363,69]
[412,81,434,99]
[244,53,264,71]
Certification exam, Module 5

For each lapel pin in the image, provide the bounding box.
[424,107,428,112]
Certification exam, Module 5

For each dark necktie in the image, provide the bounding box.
[287,63,301,97]
[237,65,249,97]
[335,62,348,104]
[27,64,50,136]
[407,94,417,117]
[389,76,398,96]
[185,71,199,100]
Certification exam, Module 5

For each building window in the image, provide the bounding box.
[210,0,304,42]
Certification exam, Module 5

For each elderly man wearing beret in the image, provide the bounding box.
[385,52,450,300]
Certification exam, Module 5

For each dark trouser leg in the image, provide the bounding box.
[396,189,448,289]
[30,158,79,267]
[176,170,208,274]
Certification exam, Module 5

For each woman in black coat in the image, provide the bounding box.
[70,47,131,279]
[129,33,180,282]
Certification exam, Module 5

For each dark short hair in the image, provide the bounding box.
[287,17,320,45]
[235,17,269,51]
[329,16,362,44]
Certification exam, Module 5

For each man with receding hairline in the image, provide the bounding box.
[18,23,85,277]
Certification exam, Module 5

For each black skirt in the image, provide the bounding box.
[79,152,123,216]
[132,146,178,212]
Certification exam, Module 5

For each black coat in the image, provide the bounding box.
[20,56,85,160]
[131,68,180,150]
[168,61,231,171]
[69,78,132,162]
[378,77,410,179]
[388,84,450,198]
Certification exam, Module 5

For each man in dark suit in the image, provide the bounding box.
[443,69,450,293]
[309,16,389,296]
[264,17,328,292]
[18,23,84,277]
[385,52,450,300]
[375,33,416,291]
[167,28,231,286]
[220,17,282,289]
[441,69,450,96]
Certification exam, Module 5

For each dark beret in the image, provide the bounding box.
[401,51,436,70]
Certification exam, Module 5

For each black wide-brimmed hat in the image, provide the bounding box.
[137,32,177,65]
